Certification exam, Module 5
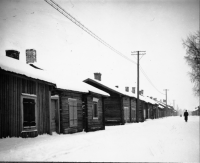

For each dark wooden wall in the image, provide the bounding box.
[148,103,154,119]
[53,90,83,134]
[0,70,52,138]
[104,96,122,125]
[122,97,130,122]
[85,94,104,132]
[130,98,136,122]
[143,103,148,120]
[138,100,144,122]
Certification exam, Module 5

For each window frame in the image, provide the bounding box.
[21,93,37,132]
[68,98,78,127]
[92,97,99,119]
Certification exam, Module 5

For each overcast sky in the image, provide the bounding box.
[0,0,199,111]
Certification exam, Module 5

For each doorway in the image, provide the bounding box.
[51,96,60,134]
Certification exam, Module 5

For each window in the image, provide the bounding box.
[92,97,99,119]
[93,102,98,118]
[21,94,37,131]
[68,98,77,127]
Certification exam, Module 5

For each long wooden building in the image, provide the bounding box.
[84,73,138,125]
[0,55,56,138]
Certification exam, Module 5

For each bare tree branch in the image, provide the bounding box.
[183,31,200,97]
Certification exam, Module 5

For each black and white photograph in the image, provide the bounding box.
[0,0,199,162]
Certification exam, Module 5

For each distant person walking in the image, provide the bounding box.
[184,110,189,122]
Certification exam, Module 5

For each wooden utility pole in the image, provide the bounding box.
[131,51,145,122]
[164,89,169,116]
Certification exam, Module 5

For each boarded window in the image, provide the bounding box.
[21,95,37,131]
[68,98,77,127]
[93,102,98,118]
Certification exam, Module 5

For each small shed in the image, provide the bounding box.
[84,77,135,125]
[192,107,200,116]
[0,55,56,138]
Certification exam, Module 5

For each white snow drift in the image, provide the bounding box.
[0,116,199,162]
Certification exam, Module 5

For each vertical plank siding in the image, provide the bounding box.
[130,98,137,122]
[143,103,148,120]
[53,90,83,134]
[122,97,130,122]
[104,96,122,125]
[0,70,52,138]
[85,94,104,132]
[138,100,144,122]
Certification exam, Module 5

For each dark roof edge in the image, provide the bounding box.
[89,91,109,97]
[83,78,124,96]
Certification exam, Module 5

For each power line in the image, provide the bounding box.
[140,66,165,95]
[44,0,164,96]
[44,0,137,65]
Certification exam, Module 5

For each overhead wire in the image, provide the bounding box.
[140,66,165,95]
[44,0,164,96]
[44,0,137,65]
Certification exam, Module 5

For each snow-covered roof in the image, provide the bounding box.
[168,105,174,110]
[156,101,166,107]
[158,104,164,109]
[56,79,88,93]
[84,78,137,98]
[0,55,55,84]
[56,78,109,96]
[83,83,109,96]
[83,78,161,104]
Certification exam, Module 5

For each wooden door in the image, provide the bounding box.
[124,107,129,122]
[143,109,146,120]
[51,99,60,133]
[51,99,56,132]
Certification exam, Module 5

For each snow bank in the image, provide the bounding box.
[0,116,199,162]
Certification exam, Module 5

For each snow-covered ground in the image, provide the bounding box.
[0,116,199,162]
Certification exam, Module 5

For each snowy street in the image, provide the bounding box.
[0,116,199,162]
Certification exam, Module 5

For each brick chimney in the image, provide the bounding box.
[139,90,144,95]
[94,73,101,81]
[26,49,36,64]
[132,87,135,94]
[125,87,129,92]
[6,50,20,60]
